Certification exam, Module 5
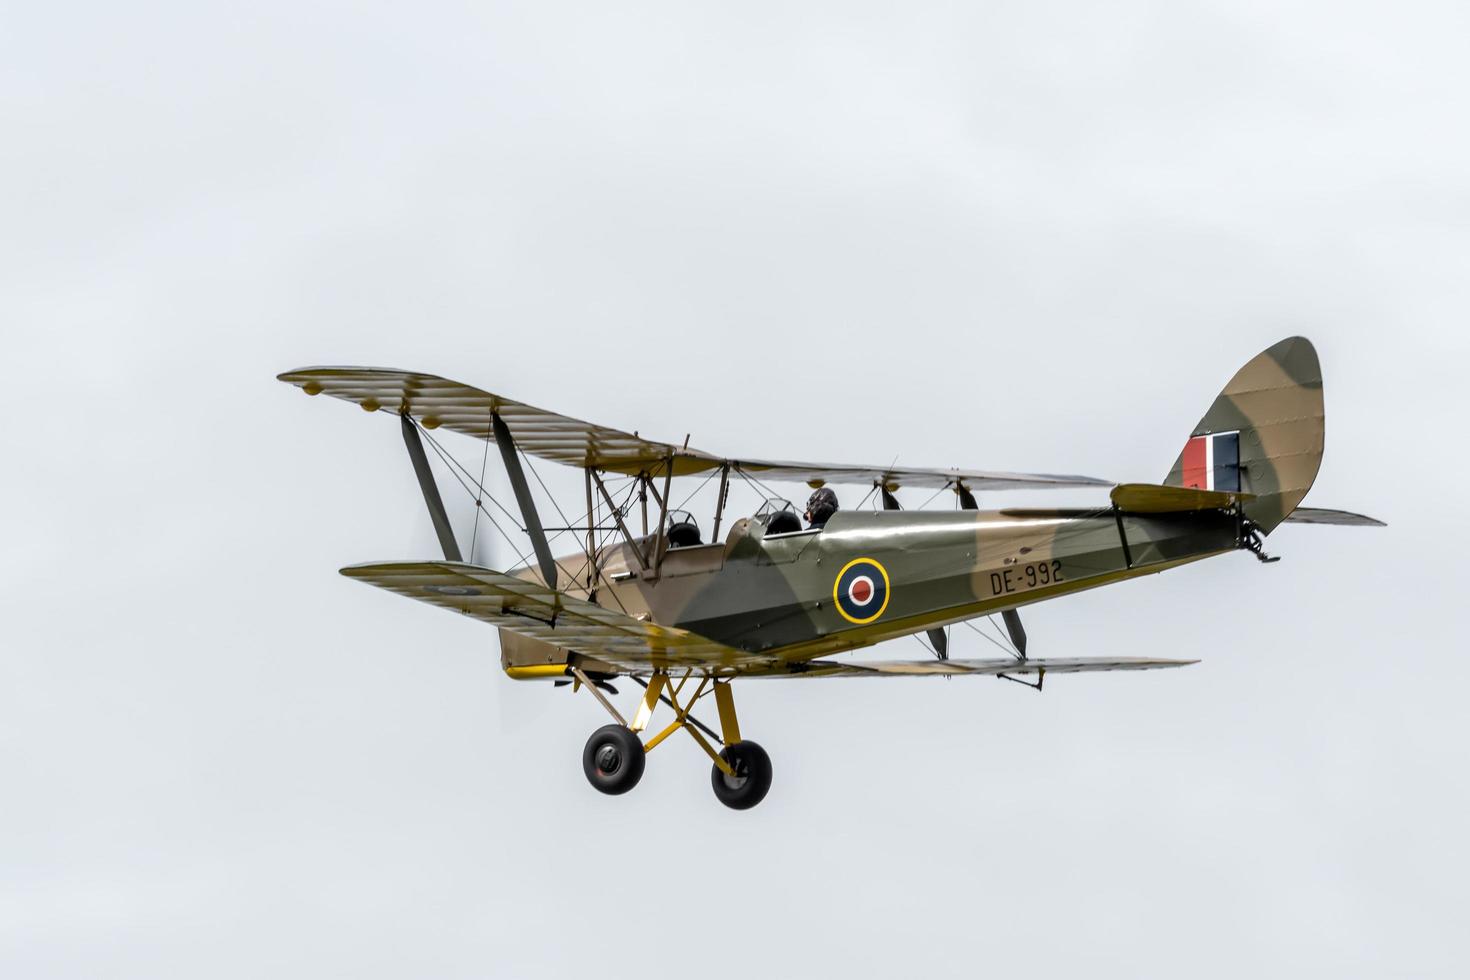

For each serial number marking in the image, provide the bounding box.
[988,560,1063,596]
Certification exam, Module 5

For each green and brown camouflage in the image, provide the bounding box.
[280,336,1381,808]
[1162,335,1325,533]
[497,504,1239,676]
[281,336,1371,682]
[495,337,1328,677]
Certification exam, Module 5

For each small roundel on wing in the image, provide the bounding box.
[834,558,891,625]
[426,584,482,596]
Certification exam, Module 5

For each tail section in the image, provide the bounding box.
[1163,337,1324,534]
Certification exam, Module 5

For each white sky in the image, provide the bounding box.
[3,2,1466,977]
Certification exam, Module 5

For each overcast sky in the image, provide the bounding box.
[3,2,1466,977]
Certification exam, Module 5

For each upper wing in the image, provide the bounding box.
[1282,507,1386,527]
[341,560,768,671]
[279,367,720,476]
[278,366,1109,490]
[726,459,1109,492]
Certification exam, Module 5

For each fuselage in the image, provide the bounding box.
[504,507,1240,671]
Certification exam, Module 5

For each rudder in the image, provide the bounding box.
[1163,336,1324,534]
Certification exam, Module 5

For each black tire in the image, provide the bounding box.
[710,740,772,810]
[582,724,645,796]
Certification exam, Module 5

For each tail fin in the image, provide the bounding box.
[1163,336,1324,534]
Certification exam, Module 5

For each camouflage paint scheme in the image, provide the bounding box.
[1163,335,1324,533]
[279,337,1381,809]
[498,337,1326,677]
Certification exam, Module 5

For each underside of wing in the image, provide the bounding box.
[278,367,1110,490]
[341,561,770,671]
[739,656,1199,678]
[727,459,1112,492]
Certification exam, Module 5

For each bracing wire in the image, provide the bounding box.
[735,466,787,504]
[961,618,1023,660]
[417,424,611,558]
[416,423,535,571]
[419,425,533,536]
[671,466,718,515]
[914,484,950,510]
[420,427,609,584]
[984,614,1015,651]
[519,448,575,532]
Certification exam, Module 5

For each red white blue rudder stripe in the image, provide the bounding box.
[1180,431,1241,492]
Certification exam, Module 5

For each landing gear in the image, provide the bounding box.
[710,740,772,810]
[1236,509,1282,564]
[582,724,645,795]
[569,665,773,809]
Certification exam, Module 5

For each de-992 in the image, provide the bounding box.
[989,560,1063,596]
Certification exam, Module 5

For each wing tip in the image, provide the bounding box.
[277,366,440,385]
[339,560,494,576]
[1284,507,1388,528]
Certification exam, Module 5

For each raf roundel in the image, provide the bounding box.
[833,557,891,625]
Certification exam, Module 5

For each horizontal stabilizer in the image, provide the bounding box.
[756,656,1198,679]
[1111,482,1252,514]
[1283,507,1386,527]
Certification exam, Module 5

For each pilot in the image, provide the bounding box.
[804,487,839,529]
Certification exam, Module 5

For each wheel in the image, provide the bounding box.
[710,740,772,810]
[582,724,645,795]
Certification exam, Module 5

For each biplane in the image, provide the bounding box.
[279,336,1381,809]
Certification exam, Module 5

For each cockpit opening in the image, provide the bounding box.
[754,498,804,535]
[665,509,703,548]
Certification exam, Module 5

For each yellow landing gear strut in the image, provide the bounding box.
[572,666,773,810]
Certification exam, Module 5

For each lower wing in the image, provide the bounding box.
[343,560,1198,680]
